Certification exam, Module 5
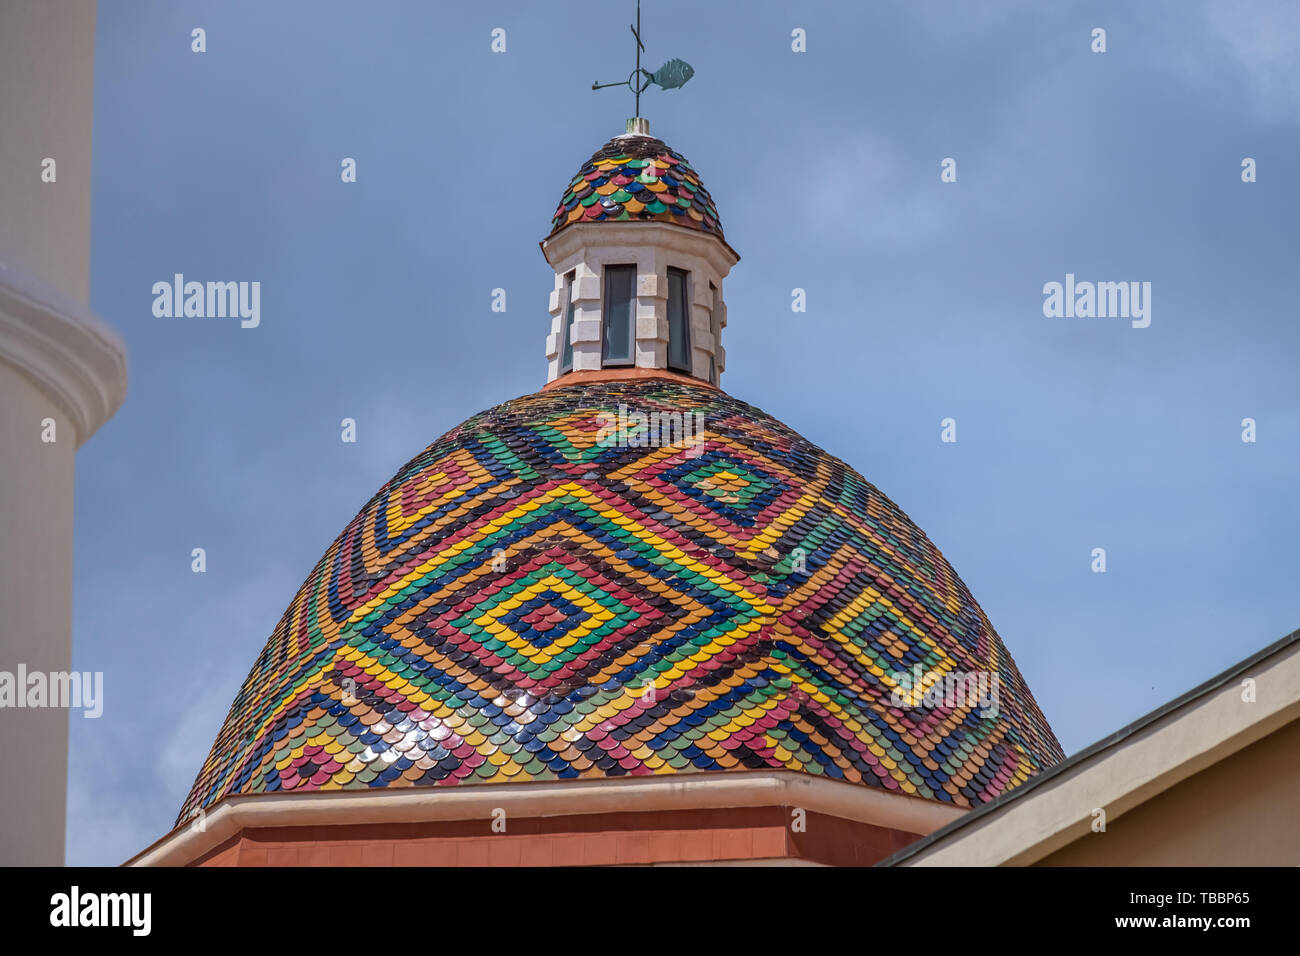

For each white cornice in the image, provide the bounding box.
[0,261,127,446]
[126,769,965,866]
[541,221,740,274]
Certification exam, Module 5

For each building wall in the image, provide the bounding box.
[1037,717,1300,866]
[0,368,78,866]
[190,807,923,867]
[0,0,107,866]
[0,0,96,302]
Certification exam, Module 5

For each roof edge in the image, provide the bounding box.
[133,768,965,867]
[879,625,1300,866]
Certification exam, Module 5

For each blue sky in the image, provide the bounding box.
[70,0,1299,864]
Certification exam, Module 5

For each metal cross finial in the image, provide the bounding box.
[591,0,694,119]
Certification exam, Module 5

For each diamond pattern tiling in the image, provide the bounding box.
[178,379,1064,824]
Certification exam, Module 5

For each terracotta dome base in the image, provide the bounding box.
[130,770,963,867]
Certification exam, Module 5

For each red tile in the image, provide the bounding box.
[647,829,682,862]
[551,835,585,867]
[360,842,393,866]
[487,838,522,867]
[582,832,618,866]
[676,831,714,862]
[240,848,268,867]
[751,827,788,859]
[712,828,754,860]
[196,841,239,867]
[456,840,490,867]
[392,840,429,866]
[890,828,922,850]
[300,846,331,867]
[328,845,364,866]
[395,839,458,866]
[617,832,653,865]
[428,840,462,866]
[266,847,299,866]
[519,838,554,867]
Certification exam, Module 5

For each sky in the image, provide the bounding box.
[69,0,1299,864]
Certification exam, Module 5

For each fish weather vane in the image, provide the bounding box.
[591,0,694,118]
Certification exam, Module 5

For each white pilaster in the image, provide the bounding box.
[540,221,739,387]
[0,0,128,870]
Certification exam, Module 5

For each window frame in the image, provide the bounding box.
[666,266,693,374]
[558,270,576,373]
[601,263,637,368]
[708,280,720,384]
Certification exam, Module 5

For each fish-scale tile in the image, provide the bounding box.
[548,133,725,241]
[177,380,1064,825]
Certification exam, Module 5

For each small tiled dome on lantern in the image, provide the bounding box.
[540,120,739,390]
[549,130,724,239]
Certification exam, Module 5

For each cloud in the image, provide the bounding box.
[1213,4,1300,117]
[1171,1,1300,120]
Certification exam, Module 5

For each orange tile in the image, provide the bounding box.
[240,848,269,867]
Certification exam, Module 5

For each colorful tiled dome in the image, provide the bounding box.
[179,379,1063,823]
[548,133,724,239]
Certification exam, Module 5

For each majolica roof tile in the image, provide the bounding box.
[548,134,724,239]
[178,380,1063,824]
